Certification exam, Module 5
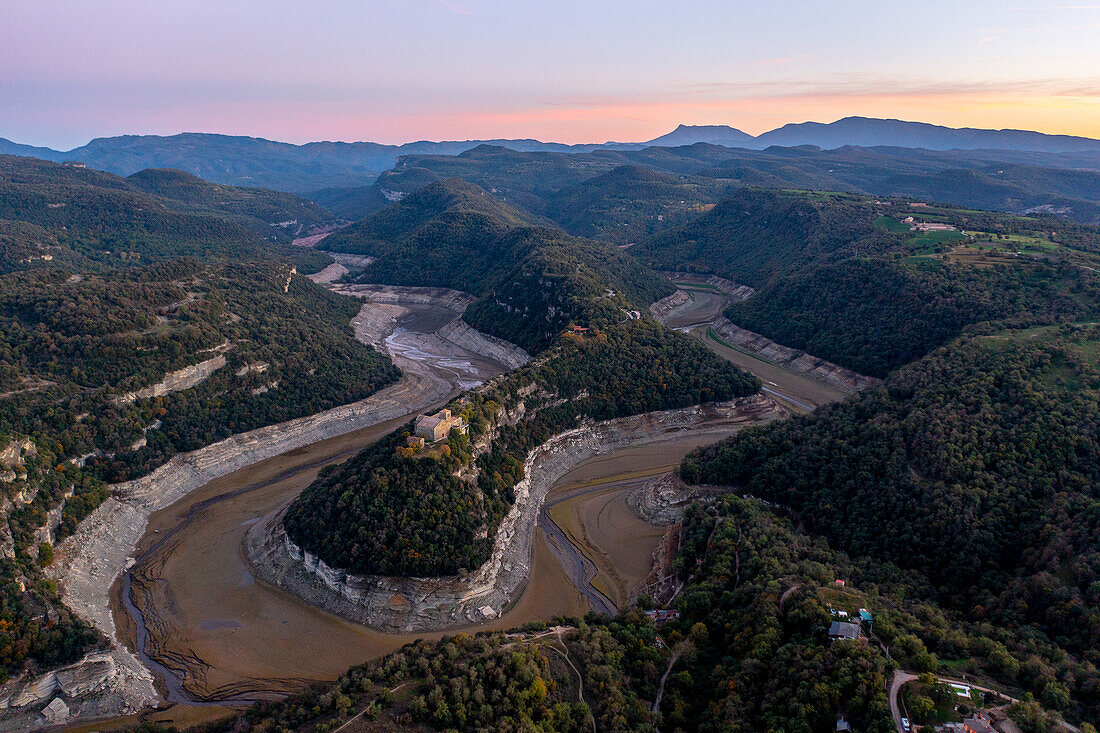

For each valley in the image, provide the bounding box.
[0,126,1095,733]
[104,287,786,718]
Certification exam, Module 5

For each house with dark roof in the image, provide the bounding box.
[828,621,862,641]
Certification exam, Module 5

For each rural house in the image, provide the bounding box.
[828,621,862,641]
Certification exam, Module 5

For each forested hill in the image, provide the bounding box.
[285,182,758,577]
[634,188,889,287]
[125,167,335,235]
[681,325,1100,721]
[326,178,674,353]
[0,155,335,272]
[0,161,395,684]
[286,321,758,579]
[319,142,1100,226]
[322,177,534,256]
[538,165,723,244]
[636,189,1099,376]
[229,329,1100,731]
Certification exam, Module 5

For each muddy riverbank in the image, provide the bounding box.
[247,394,785,633]
[21,284,520,729]
[539,434,731,614]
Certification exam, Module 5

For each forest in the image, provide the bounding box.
[1,138,1098,732]
[319,177,676,353]
[0,154,335,272]
[681,326,1100,721]
[283,178,757,577]
[635,189,1097,376]
[286,316,758,577]
[230,484,1100,732]
[0,159,398,682]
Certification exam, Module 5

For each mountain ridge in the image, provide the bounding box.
[4,116,1098,192]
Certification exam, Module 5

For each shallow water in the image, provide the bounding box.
[384,327,488,390]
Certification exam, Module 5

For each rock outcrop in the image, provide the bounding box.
[711,317,880,393]
[332,283,473,311]
[246,393,786,633]
[627,471,726,527]
[436,319,530,370]
[116,352,228,404]
[649,290,691,320]
[0,652,123,732]
[338,283,530,369]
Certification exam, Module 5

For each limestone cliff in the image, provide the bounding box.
[246,394,786,633]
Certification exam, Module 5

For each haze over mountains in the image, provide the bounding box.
[3,116,1099,193]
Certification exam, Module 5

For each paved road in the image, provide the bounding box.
[889,671,918,733]
[887,671,1080,733]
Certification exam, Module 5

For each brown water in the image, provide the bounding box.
[116,301,753,709]
[115,299,583,703]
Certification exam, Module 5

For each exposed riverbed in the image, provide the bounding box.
[37,273,859,730]
[115,294,517,705]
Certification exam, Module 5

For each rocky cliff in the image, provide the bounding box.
[436,319,530,370]
[711,317,880,393]
[246,393,786,633]
[116,351,228,404]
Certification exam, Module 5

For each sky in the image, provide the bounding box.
[2,0,1099,149]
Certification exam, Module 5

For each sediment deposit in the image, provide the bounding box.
[305,263,349,283]
[42,282,523,724]
[246,393,786,633]
[338,283,530,369]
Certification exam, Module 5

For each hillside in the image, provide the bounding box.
[224,486,1063,732]
[644,123,756,147]
[5,117,1099,193]
[326,178,673,352]
[681,325,1100,721]
[286,321,757,579]
[0,259,400,681]
[350,144,1100,229]
[283,187,757,577]
[636,189,1099,376]
[0,155,335,271]
[755,116,1100,153]
[537,165,725,244]
[0,161,398,684]
[322,177,533,255]
[125,168,335,236]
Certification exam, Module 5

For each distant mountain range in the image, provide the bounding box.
[2,116,1098,193]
